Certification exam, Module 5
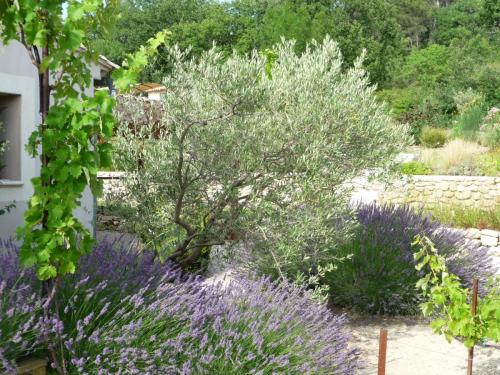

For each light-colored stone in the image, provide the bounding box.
[481,229,499,238]
[471,192,482,200]
[444,191,454,198]
[481,235,499,247]
[456,191,472,200]
[465,228,481,239]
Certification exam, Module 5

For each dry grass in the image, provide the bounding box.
[419,139,488,175]
[423,204,500,230]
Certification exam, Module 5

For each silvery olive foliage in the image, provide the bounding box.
[113,38,411,278]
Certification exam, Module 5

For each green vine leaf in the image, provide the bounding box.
[414,235,500,348]
[1,0,166,279]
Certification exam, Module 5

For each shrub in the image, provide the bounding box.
[452,104,485,141]
[324,203,495,315]
[377,87,426,140]
[420,126,448,148]
[400,161,431,175]
[0,238,359,374]
[477,147,500,176]
[0,241,43,371]
[480,124,500,148]
[113,38,410,273]
[424,204,500,231]
[478,110,500,148]
[453,88,484,116]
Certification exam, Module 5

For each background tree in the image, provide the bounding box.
[93,0,406,86]
[388,0,433,49]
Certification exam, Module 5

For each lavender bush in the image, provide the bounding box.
[0,239,42,372]
[325,203,495,315]
[0,238,359,374]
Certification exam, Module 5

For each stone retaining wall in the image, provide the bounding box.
[462,228,500,271]
[380,175,499,210]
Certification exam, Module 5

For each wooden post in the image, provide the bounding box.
[467,279,478,375]
[378,328,388,375]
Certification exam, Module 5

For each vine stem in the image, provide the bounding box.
[467,279,478,375]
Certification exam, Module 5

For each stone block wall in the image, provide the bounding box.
[463,228,500,272]
[380,175,499,210]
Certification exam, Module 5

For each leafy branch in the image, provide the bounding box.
[413,235,500,348]
[0,1,166,280]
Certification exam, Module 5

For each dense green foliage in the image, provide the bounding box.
[415,235,500,348]
[420,126,448,148]
[94,0,499,136]
[0,1,164,280]
[94,0,405,86]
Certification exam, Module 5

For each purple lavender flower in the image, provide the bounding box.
[1,236,359,374]
[327,203,495,315]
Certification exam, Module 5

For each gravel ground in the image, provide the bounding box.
[344,313,500,375]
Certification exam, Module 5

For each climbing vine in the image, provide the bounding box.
[0,0,166,279]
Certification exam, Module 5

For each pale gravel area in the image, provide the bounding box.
[344,313,500,375]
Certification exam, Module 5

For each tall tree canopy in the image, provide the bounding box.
[94,0,406,86]
[94,0,499,137]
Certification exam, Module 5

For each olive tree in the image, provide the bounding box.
[113,38,410,276]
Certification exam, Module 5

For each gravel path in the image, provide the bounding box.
[344,313,500,375]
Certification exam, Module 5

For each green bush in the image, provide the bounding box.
[477,148,500,176]
[400,161,431,175]
[420,126,448,148]
[479,111,500,148]
[481,125,500,148]
[452,104,485,140]
[378,87,451,142]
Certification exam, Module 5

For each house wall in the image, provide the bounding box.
[0,41,97,239]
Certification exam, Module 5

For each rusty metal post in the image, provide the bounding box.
[467,279,479,375]
[378,328,388,375]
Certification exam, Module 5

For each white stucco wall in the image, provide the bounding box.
[0,41,98,239]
